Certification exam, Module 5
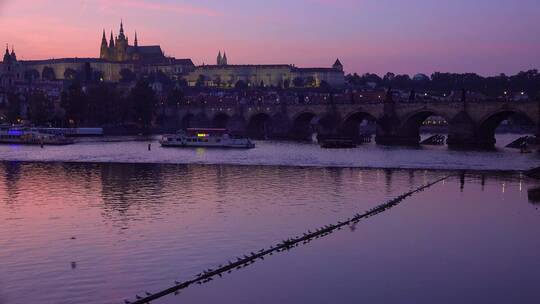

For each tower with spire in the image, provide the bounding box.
[1,44,19,87]
[217,51,222,65]
[100,30,109,60]
[216,51,228,65]
[222,52,228,65]
[332,58,343,71]
[3,44,12,63]
[114,20,129,61]
[99,21,164,62]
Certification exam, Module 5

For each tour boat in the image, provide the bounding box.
[319,137,357,149]
[0,127,75,145]
[160,128,255,149]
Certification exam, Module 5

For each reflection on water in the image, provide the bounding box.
[0,162,539,304]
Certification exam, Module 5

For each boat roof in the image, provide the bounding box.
[186,128,228,133]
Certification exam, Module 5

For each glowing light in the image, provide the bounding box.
[197,133,209,137]
[8,130,23,136]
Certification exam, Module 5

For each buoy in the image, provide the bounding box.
[148,143,152,151]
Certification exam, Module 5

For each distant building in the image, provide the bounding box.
[0,22,344,88]
[185,52,345,88]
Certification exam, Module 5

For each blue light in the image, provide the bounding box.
[8,130,23,136]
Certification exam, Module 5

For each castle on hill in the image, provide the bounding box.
[0,21,345,89]
[99,21,165,63]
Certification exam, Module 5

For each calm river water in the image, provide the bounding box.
[0,134,539,304]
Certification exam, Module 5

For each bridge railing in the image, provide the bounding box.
[175,93,536,108]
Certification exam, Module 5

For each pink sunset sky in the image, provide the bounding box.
[0,0,539,76]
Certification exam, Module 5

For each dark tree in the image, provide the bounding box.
[120,68,136,83]
[128,80,157,129]
[6,93,21,123]
[85,83,121,124]
[61,82,87,125]
[166,88,184,107]
[28,92,54,126]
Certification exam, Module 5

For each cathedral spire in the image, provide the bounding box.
[101,29,107,45]
[10,45,16,61]
[222,52,228,65]
[109,31,115,48]
[134,31,138,47]
[3,44,11,63]
[217,51,222,65]
[118,20,126,40]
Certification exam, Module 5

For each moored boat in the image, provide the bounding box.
[160,128,255,149]
[0,127,74,145]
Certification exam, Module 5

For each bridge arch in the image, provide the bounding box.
[211,112,231,129]
[247,112,272,139]
[291,112,318,140]
[477,109,535,146]
[340,111,378,139]
[399,110,450,144]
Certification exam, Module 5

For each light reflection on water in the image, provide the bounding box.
[0,163,539,304]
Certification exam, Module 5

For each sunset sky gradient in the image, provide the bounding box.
[0,0,539,75]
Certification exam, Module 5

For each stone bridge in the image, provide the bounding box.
[174,99,539,148]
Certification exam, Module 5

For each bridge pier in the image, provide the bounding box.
[446,111,495,149]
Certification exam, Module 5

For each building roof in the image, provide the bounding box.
[128,45,163,57]
[294,67,341,73]
[196,64,293,70]
[20,58,104,65]
[173,58,195,66]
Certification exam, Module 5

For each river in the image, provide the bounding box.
[0,134,539,304]
[0,134,536,171]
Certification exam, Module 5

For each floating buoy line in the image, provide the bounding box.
[124,175,451,304]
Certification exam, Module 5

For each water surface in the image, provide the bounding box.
[0,163,539,304]
[0,133,536,170]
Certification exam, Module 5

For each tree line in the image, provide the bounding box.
[345,70,540,98]
[3,79,174,129]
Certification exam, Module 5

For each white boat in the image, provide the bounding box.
[160,128,255,149]
[0,127,74,145]
[31,127,104,137]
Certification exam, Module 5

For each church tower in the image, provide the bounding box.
[10,46,16,61]
[108,31,115,60]
[1,44,18,88]
[217,51,222,65]
[115,21,129,61]
[332,58,343,71]
[222,52,228,65]
[3,44,11,63]
[100,30,109,60]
